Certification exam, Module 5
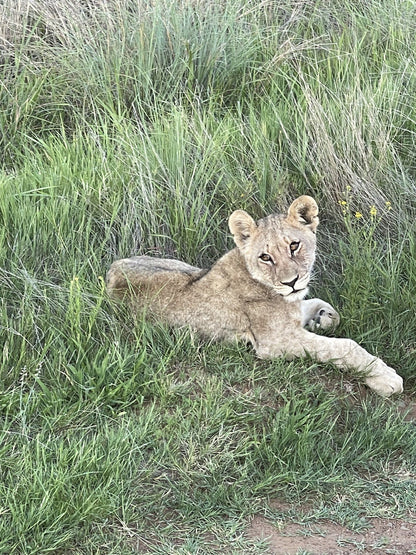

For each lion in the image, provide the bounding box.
[107,195,403,397]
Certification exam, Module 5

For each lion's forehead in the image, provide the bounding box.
[258,215,302,235]
[254,219,315,252]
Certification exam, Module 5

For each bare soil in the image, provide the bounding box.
[247,514,416,554]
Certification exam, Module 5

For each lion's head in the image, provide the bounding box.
[228,196,319,302]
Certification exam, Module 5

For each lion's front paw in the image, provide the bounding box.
[364,361,403,397]
[305,302,340,332]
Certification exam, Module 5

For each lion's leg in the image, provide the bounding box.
[256,330,403,397]
[301,298,340,331]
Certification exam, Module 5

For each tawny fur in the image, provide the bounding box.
[107,196,403,397]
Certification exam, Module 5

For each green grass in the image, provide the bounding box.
[1,0,416,553]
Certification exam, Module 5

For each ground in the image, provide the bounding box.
[247,397,416,555]
[247,509,416,555]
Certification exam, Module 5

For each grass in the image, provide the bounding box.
[1,0,416,553]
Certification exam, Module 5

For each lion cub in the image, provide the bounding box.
[107,195,403,397]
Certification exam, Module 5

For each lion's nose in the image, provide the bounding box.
[281,275,299,289]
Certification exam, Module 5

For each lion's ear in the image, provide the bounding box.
[287,196,319,232]
[229,210,257,248]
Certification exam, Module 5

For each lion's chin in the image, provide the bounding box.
[282,288,309,302]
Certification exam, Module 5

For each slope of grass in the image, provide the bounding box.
[1,0,416,553]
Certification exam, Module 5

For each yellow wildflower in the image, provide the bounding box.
[355,212,363,219]
[385,201,392,210]
[338,200,347,206]
[369,205,377,218]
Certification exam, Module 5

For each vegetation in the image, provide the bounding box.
[1,0,415,552]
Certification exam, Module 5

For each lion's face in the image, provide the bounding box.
[229,196,319,302]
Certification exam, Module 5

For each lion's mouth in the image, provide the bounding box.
[284,288,309,302]
[280,273,309,291]
[275,273,310,301]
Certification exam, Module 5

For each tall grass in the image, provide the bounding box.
[1,0,416,552]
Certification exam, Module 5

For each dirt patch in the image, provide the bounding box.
[247,515,416,554]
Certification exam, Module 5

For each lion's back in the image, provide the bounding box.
[106,255,202,301]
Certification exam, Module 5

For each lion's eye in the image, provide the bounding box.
[290,241,300,254]
[259,253,273,263]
